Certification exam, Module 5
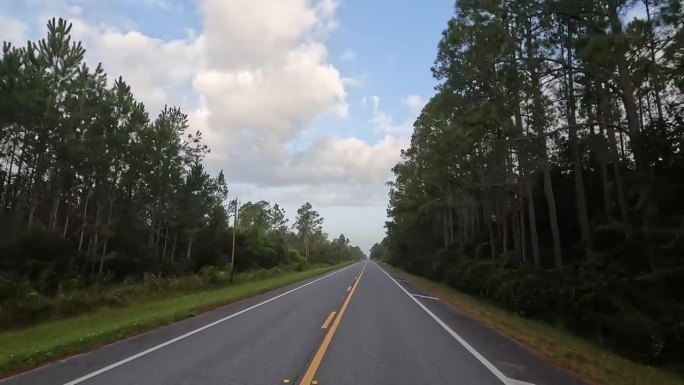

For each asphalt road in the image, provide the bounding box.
[2,261,587,385]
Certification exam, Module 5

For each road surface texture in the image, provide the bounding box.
[2,261,587,385]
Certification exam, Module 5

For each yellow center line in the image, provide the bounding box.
[298,262,367,385]
[320,311,337,329]
[346,286,351,292]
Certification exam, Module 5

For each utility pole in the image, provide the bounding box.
[230,199,239,281]
[304,234,308,265]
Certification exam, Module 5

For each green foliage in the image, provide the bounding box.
[0,261,350,330]
[0,263,348,376]
[0,17,365,322]
[421,256,684,365]
[382,0,684,372]
[294,202,324,240]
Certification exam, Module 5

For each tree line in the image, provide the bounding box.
[0,18,363,296]
[375,0,683,369]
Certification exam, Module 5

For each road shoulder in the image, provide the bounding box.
[0,263,354,382]
[380,262,684,385]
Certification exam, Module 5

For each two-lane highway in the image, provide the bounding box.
[2,261,587,385]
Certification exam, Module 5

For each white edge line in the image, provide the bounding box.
[507,379,537,385]
[375,263,536,385]
[62,263,356,385]
[411,294,439,300]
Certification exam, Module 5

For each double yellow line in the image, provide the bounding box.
[298,262,367,385]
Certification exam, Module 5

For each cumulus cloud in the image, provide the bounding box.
[284,135,407,186]
[191,0,348,156]
[204,134,407,190]
[341,76,362,88]
[272,183,390,207]
[1,15,29,43]
[229,135,408,207]
[68,22,200,113]
[0,0,414,207]
[193,42,347,144]
[402,94,427,113]
[368,94,426,136]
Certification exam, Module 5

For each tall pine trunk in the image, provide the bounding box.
[600,160,612,216]
[449,208,455,246]
[527,25,563,267]
[599,85,632,235]
[1,139,17,209]
[644,0,664,122]
[154,219,162,260]
[78,192,90,251]
[49,193,61,230]
[512,207,521,260]
[502,211,509,256]
[543,169,563,267]
[99,199,114,274]
[608,0,645,177]
[443,210,449,249]
[565,22,593,260]
[170,233,177,263]
[63,213,69,237]
[510,39,536,266]
[186,238,193,260]
[148,211,156,257]
[92,200,101,262]
[526,181,541,267]
[486,204,496,258]
[471,204,476,240]
[162,225,169,262]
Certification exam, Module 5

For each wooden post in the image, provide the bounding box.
[305,235,309,265]
[230,199,239,281]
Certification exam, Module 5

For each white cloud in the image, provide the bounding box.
[198,0,330,70]
[224,135,408,206]
[370,95,380,114]
[68,6,83,16]
[341,49,356,63]
[284,135,407,186]
[368,94,425,136]
[371,112,414,136]
[206,134,406,189]
[193,41,347,145]
[191,0,348,157]
[134,0,172,10]
[1,1,416,208]
[275,183,390,207]
[341,76,362,88]
[66,21,200,114]
[1,15,28,43]
[402,94,426,113]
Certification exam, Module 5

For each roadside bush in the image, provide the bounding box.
[424,253,684,367]
[0,263,317,331]
[0,289,52,328]
[235,266,282,282]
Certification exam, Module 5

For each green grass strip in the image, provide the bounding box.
[0,263,350,377]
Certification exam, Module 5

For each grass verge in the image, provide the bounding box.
[0,263,351,377]
[384,264,684,385]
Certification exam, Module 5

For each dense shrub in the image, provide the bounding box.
[0,264,315,330]
[407,255,684,366]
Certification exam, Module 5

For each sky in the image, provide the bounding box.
[1,0,455,253]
